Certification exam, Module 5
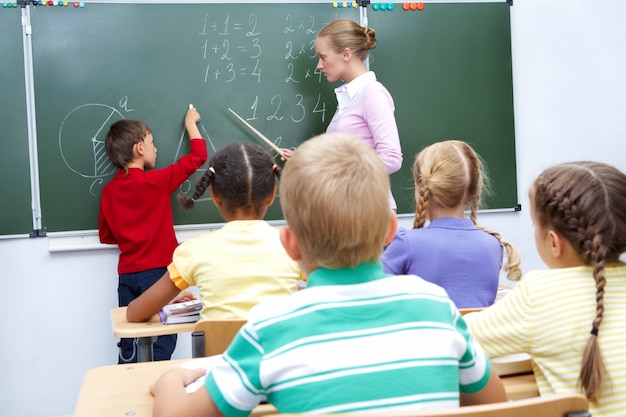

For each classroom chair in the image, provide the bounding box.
[458,307,486,316]
[191,319,246,358]
[267,393,589,417]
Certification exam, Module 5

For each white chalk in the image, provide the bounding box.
[189,104,194,109]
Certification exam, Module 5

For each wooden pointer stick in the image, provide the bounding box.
[228,108,286,159]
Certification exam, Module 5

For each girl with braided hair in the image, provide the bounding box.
[465,161,626,416]
[382,140,521,308]
[127,143,302,323]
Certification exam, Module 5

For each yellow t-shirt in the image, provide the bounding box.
[169,220,304,319]
[465,264,626,417]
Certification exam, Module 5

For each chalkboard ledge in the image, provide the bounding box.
[396,205,521,221]
[46,220,289,252]
[47,233,120,253]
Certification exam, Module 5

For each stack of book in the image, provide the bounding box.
[158,299,201,324]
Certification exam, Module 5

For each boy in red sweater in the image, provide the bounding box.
[99,107,207,362]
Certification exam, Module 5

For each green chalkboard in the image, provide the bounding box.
[0,10,33,236]
[32,3,357,232]
[25,2,515,233]
[368,3,517,213]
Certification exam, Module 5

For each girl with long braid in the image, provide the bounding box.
[382,140,521,308]
[127,143,302,322]
[465,161,626,416]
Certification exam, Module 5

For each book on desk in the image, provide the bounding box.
[158,299,201,324]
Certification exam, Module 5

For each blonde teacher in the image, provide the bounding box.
[284,18,403,210]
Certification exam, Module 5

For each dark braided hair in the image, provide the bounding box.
[530,161,626,403]
[178,143,280,217]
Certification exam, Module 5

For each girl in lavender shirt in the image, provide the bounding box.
[382,140,522,308]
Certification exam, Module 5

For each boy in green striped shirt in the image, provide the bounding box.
[151,133,506,417]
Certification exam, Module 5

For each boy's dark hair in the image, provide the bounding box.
[105,119,151,169]
[179,143,280,217]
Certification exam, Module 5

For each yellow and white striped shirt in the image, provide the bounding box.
[465,264,626,417]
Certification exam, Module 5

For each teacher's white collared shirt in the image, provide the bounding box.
[333,71,377,116]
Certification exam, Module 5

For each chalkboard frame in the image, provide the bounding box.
[0,10,33,237]
[2,0,517,242]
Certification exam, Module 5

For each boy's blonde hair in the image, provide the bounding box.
[280,133,390,269]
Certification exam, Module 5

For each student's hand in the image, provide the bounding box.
[185,107,201,125]
[151,366,222,417]
[185,107,202,139]
[150,366,207,397]
[170,290,197,304]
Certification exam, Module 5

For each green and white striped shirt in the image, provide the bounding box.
[465,264,626,417]
[206,262,491,417]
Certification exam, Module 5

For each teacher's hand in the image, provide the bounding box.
[280,148,294,161]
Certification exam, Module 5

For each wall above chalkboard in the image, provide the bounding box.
[2,1,517,235]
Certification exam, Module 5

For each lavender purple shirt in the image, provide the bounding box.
[327,71,402,209]
[381,217,504,308]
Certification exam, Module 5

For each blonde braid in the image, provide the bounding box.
[413,188,429,229]
[467,187,522,281]
[477,225,522,281]
[468,199,478,225]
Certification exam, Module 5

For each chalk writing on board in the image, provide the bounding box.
[174,121,214,204]
[58,98,208,200]
[241,92,327,126]
[200,13,263,84]
[198,11,330,151]
[58,102,122,197]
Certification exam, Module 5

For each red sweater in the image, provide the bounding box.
[99,138,207,274]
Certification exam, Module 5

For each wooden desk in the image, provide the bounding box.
[74,355,537,416]
[492,353,538,400]
[111,307,197,362]
[74,359,275,417]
